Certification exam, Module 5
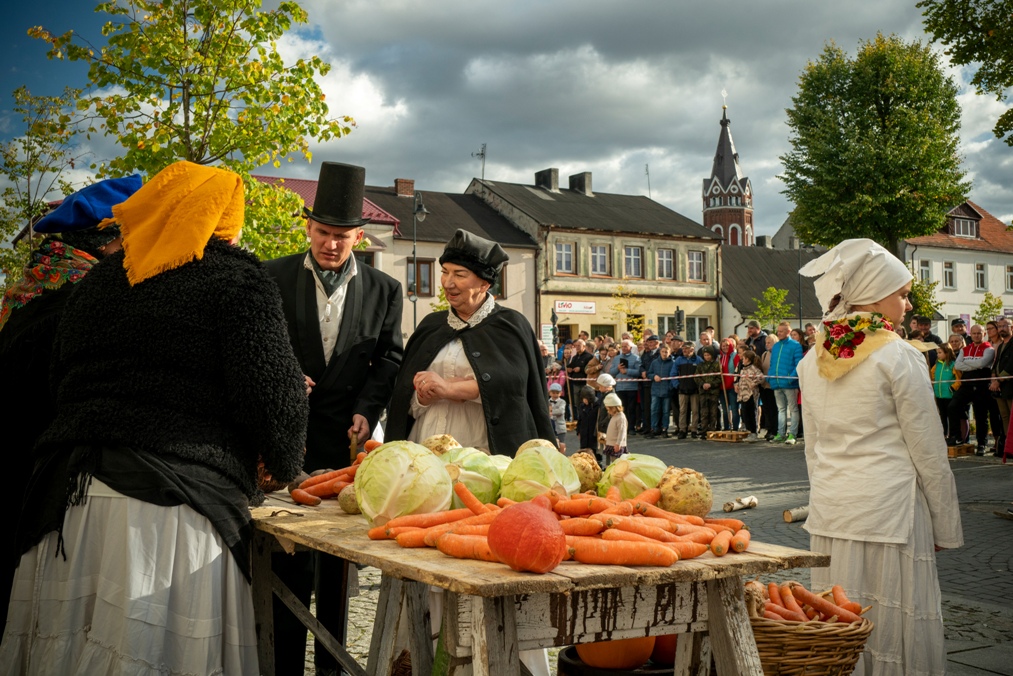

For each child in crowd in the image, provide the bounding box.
[696,349,722,435]
[931,343,960,444]
[576,385,601,462]
[601,392,628,465]
[648,345,673,437]
[548,383,567,453]
[734,349,764,442]
[672,342,701,438]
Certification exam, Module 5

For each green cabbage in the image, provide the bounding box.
[487,453,513,475]
[500,446,581,502]
[597,454,668,500]
[441,447,502,507]
[354,440,453,526]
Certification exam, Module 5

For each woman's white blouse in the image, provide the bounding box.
[798,340,963,548]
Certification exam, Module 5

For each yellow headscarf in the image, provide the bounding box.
[100,161,245,286]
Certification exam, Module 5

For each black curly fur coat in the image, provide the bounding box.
[36,238,309,501]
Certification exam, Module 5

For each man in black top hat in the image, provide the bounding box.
[264,162,404,675]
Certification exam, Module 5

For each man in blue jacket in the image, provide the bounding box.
[610,339,641,433]
[767,321,804,444]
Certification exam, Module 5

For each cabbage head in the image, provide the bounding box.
[487,453,513,476]
[354,440,452,525]
[500,446,580,502]
[597,454,668,500]
[441,447,502,507]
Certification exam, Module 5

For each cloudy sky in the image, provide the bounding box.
[3,0,1011,237]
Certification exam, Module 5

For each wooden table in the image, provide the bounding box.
[251,495,829,676]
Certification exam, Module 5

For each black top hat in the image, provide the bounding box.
[439,229,509,284]
[304,162,371,228]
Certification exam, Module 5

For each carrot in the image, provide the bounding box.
[768,583,784,608]
[634,503,707,526]
[704,517,746,531]
[384,508,474,530]
[560,519,605,536]
[763,610,785,621]
[447,524,491,536]
[384,526,422,539]
[779,584,806,619]
[454,482,488,516]
[831,585,863,615]
[423,509,500,546]
[599,530,709,560]
[666,541,710,560]
[591,514,676,532]
[554,497,615,516]
[765,601,805,622]
[672,523,719,538]
[355,451,367,464]
[604,485,622,502]
[290,488,321,506]
[613,518,679,543]
[395,529,431,548]
[363,440,382,452]
[435,533,499,562]
[367,524,391,540]
[789,583,863,624]
[631,488,661,505]
[566,537,678,567]
[298,466,355,490]
[496,497,517,508]
[599,501,635,516]
[327,480,351,496]
[669,530,715,545]
[302,479,343,498]
[710,530,733,556]
[730,529,751,553]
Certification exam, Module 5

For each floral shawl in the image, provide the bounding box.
[813,312,899,382]
[0,239,97,332]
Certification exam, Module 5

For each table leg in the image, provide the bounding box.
[366,575,404,676]
[470,595,520,676]
[706,576,763,675]
[673,631,711,676]
[404,580,434,676]
[252,531,276,676]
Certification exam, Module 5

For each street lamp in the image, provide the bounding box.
[411,191,429,329]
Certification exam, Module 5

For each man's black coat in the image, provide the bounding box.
[264,253,403,471]
[385,304,555,457]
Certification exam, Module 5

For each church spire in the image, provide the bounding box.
[702,99,754,246]
[709,105,745,190]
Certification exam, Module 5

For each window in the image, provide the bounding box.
[624,246,643,278]
[918,260,931,282]
[685,316,709,342]
[688,250,706,282]
[657,249,674,280]
[943,261,955,289]
[952,218,976,238]
[555,242,574,274]
[1007,265,1013,292]
[975,263,987,290]
[590,245,611,276]
[489,265,507,299]
[407,258,434,297]
[354,251,375,268]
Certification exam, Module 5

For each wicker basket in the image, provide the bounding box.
[750,617,873,676]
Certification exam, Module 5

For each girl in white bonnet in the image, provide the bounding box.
[797,239,962,676]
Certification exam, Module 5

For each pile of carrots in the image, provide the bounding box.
[289,440,382,506]
[366,482,753,569]
[757,581,867,624]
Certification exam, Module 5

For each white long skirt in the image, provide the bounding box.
[0,479,258,676]
[810,491,946,676]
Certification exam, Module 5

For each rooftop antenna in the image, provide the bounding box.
[645,164,652,199]
[472,143,487,180]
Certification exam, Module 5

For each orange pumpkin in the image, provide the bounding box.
[650,633,678,666]
[575,636,656,670]
[487,501,566,573]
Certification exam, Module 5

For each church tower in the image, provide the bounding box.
[702,105,753,246]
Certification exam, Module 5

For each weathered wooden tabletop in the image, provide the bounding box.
[252,494,829,597]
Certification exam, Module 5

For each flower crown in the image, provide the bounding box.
[822,313,893,360]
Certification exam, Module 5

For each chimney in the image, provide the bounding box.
[755,235,773,249]
[394,178,415,197]
[568,172,593,196]
[534,168,559,193]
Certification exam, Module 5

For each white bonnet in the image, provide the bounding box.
[799,239,912,321]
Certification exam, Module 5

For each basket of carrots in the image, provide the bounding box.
[744,580,873,676]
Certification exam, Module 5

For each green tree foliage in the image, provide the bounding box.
[972,291,1004,325]
[919,0,1013,146]
[907,264,944,321]
[606,283,644,341]
[749,287,793,332]
[780,33,969,255]
[29,0,353,260]
[0,86,85,292]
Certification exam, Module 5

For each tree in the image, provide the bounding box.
[780,33,969,255]
[748,287,793,332]
[907,264,944,321]
[972,291,1004,325]
[919,0,1013,146]
[429,287,449,313]
[0,86,85,292]
[29,0,353,260]
[606,283,644,341]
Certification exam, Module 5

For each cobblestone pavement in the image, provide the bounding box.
[304,431,1013,675]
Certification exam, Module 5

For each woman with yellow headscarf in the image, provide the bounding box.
[0,162,309,675]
